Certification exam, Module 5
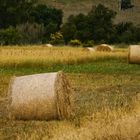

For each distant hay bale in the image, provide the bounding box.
[82,47,95,52]
[43,44,53,47]
[95,44,113,52]
[128,45,140,64]
[8,72,73,120]
[87,47,96,52]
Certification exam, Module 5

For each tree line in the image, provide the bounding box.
[0,0,139,45]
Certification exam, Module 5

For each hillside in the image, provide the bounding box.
[39,0,140,26]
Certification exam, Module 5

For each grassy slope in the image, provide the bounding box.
[39,0,140,26]
[0,46,140,139]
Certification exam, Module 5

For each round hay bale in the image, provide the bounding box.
[43,44,53,47]
[128,45,140,64]
[95,44,113,52]
[86,47,96,52]
[82,47,95,52]
[8,72,73,120]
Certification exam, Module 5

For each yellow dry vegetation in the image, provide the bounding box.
[1,46,140,140]
[0,46,127,67]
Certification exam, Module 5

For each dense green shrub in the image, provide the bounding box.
[69,39,82,46]
[83,40,95,47]
[0,27,22,45]
[50,32,64,45]
[16,22,45,44]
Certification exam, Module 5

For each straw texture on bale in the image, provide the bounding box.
[8,72,73,120]
[45,44,53,47]
[86,47,96,52]
[95,44,113,52]
[128,45,140,64]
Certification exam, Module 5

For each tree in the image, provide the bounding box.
[29,4,63,29]
[61,23,77,44]
[16,22,45,44]
[61,15,77,43]
[0,0,36,29]
[71,14,92,41]
[115,22,140,43]
[0,0,63,44]
[29,4,63,40]
[120,0,134,10]
[45,22,58,38]
[87,4,116,43]
[61,4,116,43]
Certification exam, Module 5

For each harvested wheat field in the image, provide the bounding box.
[0,45,140,140]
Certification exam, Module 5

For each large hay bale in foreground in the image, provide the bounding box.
[95,44,113,52]
[128,45,140,64]
[8,72,73,120]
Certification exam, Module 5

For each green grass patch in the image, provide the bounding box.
[0,60,140,75]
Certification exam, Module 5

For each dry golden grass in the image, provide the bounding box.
[0,46,140,140]
[1,73,140,140]
[0,46,127,68]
